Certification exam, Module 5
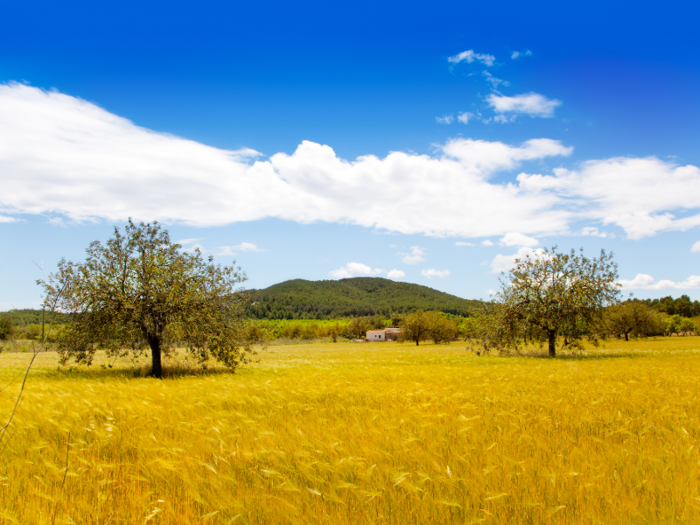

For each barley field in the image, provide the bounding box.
[0,338,699,524]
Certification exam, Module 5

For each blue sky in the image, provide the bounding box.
[1,0,700,309]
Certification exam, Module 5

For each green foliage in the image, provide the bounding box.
[0,316,13,341]
[39,220,251,378]
[399,310,431,346]
[425,311,459,344]
[483,247,621,357]
[604,300,665,340]
[643,294,700,317]
[663,314,696,336]
[678,317,696,335]
[246,277,481,319]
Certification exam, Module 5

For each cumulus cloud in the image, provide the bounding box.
[580,227,609,238]
[421,269,450,279]
[483,71,509,88]
[436,115,454,124]
[491,247,547,273]
[457,112,476,124]
[2,84,700,241]
[178,240,262,256]
[448,50,495,67]
[482,240,494,246]
[487,92,561,118]
[518,157,700,239]
[500,232,539,247]
[387,269,406,279]
[692,241,700,253]
[618,273,700,290]
[401,246,425,265]
[329,262,384,279]
[214,242,262,256]
[455,241,475,246]
[511,50,532,59]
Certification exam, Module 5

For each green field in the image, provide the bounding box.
[0,338,699,523]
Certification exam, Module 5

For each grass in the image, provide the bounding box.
[0,338,698,524]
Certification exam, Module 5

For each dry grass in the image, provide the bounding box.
[0,338,699,524]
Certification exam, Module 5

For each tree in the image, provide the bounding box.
[605,300,663,341]
[425,311,458,344]
[39,220,251,378]
[0,316,13,341]
[348,317,371,339]
[679,317,696,336]
[399,310,432,346]
[488,247,620,357]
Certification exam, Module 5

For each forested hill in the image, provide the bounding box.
[245,277,482,319]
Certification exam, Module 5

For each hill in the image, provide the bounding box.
[245,277,482,319]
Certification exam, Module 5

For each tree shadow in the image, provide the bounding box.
[47,362,239,380]
[504,349,642,360]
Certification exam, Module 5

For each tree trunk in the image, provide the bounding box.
[149,337,163,378]
[624,331,629,342]
[415,337,419,346]
[548,331,556,357]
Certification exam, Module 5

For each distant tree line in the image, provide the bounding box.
[640,295,700,318]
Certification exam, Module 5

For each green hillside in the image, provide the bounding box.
[245,277,482,319]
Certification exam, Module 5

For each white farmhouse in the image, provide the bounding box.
[365,328,401,341]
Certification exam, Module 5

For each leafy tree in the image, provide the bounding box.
[665,314,682,336]
[0,316,13,341]
[400,310,432,346]
[39,220,251,378]
[679,317,696,336]
[348,317,371,339]
[605,300,663,341]
[487,247,620,357]
[425,311,458,344]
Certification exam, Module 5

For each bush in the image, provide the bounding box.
[0,316,14,340]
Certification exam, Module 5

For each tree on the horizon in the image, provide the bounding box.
[39,220,252,378]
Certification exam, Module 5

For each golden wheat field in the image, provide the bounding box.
[0,338,699,524]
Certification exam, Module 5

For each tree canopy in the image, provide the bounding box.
[40,220,251,378]
[486,247,620,356]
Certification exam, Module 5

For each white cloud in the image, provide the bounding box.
[493,114,517,124]
[692,241,700,253]
[483,71,509,88]
[215,242,262,256]
[421,269,450,279]
[175,238,203,245]
[387,269,406,279]
[436,115,454,124]
[2,84,700,242]
[448,50,495,67]
[329,262,384,279]
[511,50,532,60]
[518,157,700,239]
[491,247,547,273]
[457,112,476,124]
[580,227,608,238]
[401,246,425,265]
[487,92,561,118]
[500,232,539,247]
[619,273,700,290]
[455,241,475,246]
[177,239,262,256]
[482,240,494,246]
